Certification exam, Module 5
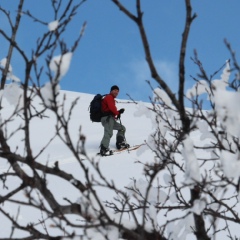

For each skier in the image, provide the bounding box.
[100,85,129,156]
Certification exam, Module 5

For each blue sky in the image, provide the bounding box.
[1,0,240,106]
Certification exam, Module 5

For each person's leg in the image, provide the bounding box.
[113,121,129,149]
[100,116,114,149]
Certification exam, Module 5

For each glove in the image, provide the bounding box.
[117,108,125,119]
[118,108,125,114]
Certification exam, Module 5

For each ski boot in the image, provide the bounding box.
[100,144,113,156]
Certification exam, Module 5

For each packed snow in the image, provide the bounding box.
[49,52,73,81]
[48,20,59,31]
[0,58,21,82]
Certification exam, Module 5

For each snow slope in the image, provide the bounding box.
[0,90,154,238]
[0,90,239,239]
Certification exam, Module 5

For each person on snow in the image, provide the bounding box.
[100,85,129,156]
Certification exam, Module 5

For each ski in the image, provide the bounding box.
[97,144,145,157]
[112,144,145,154]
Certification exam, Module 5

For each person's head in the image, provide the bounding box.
[110,85,119,98]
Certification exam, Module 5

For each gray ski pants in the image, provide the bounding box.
[100,116,126,148]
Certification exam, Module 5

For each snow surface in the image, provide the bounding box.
[1,60,240,239]
[0,89,155,239]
